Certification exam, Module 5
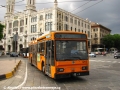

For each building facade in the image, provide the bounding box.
[91,22,111,51]
[2,0,91,53]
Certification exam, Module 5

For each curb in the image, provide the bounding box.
[0,60,21,80]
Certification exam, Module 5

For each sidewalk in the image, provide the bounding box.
[0,60,21,80]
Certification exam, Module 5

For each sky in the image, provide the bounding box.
[0,0,120,34]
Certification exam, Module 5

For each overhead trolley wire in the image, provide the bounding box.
[15,0,95,6]
[75,0,103,14]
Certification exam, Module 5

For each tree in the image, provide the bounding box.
[102,34,120,50]
[113,34,120,50]
[0,23,5,40]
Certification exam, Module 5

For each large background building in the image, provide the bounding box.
[2,0,92,53]
[91,22,111,51]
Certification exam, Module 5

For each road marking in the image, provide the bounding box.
[11,61,28,90]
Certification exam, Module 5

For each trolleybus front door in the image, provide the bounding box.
[46,41,52,76]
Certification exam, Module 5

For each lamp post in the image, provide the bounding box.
[24,31,27,57]
[3,37,6,55]
[10,35,13,52]
[24,31,27,48]
[13,31,18,63]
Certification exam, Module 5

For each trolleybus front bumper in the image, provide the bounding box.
[54,71,89,79]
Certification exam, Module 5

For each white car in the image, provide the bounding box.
[89,52,96,57]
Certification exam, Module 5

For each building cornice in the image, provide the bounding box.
[91,24,111,32]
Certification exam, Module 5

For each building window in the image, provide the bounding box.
[59,23,61,30]
[88,31,90,37]
[31,25,37,33]
[78,21,80,26]
[40,15,43,20]
[9,23,12,28]
[45,13,52,19]
[71,27,72,31]
[78,29,80,32]
[20,38,22,41]
[88,25,90,29]
[31,37,36,41]
[20,27,24,33]
[70,18,73,23]
[50,13,52,19]
[95,33,97,37]
[82,22,83,27]
[8,30,11,34]
[75,28,76,32]
[64,16,68,22]
[95,28,98,31]
[31,16,37,22]
[45,22,52,31]
[45,14,48,19]
[13,28,18,32]
[82,30,83,33]
[26,18,27,25]
[13,20,18,27]
[40,28,42,32]
[74,20,77,25]
[20,20,24,26]
[64,24,68,30]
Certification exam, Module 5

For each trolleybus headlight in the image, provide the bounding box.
[57,68,64,72]
[82,66,88,70]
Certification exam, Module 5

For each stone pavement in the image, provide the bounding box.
[0,60,21,80]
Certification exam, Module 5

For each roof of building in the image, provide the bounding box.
[91,22,111,32]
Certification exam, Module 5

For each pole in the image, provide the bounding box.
[15,40,16,63]
[13,32,18,63]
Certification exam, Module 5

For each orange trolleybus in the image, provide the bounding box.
[28,31,89,79]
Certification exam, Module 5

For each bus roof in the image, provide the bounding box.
[37,31,87,41]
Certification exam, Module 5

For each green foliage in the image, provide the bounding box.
[0,23,4,40]
[102,34,120,50]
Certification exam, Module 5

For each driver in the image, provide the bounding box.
[71,46,79,54]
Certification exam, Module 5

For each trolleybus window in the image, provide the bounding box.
[56,40,88,60]
[55,34,86,38]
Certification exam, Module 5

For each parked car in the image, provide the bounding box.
[114,52,120,59]
[6,52,10,55]
[89,52,96,57]
[10,52,18,57]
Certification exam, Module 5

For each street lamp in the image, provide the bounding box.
[23,31,28,57]
[3,37,6,54]
[13,31,18,63]
[10,35,13,52]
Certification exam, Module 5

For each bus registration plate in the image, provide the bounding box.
[73,73,81,76]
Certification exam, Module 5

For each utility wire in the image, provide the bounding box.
[71,0,92,12]
[15,0,95,6]
[0,0,103,14]
[75,0,103,14]
[0,5,21,13]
